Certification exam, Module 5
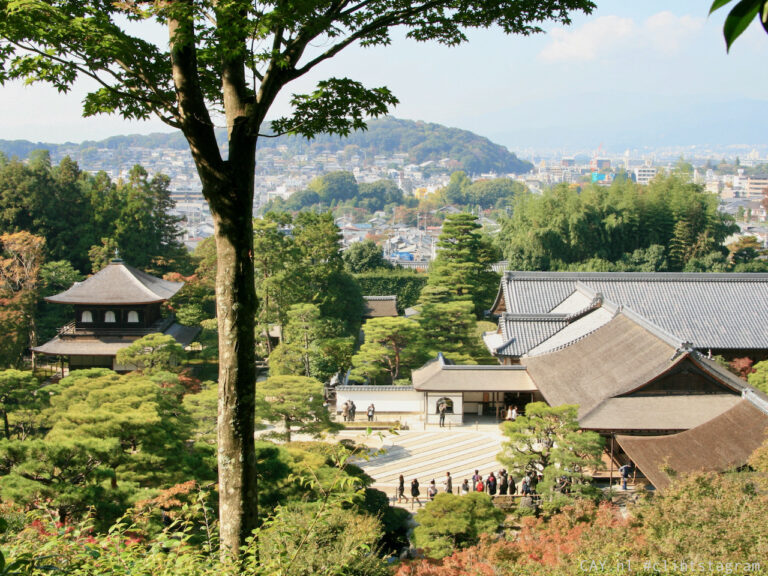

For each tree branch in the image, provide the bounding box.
[168,2,225,185]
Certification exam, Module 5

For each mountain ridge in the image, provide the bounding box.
[0,116,532,175]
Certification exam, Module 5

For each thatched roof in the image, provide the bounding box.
[363,295,398,318]
[616,400,768,492]
[580,395,743,432]
[46,259,183,305]
[524,312,756,431]
[412,354,535,392]
[525,313,683,418]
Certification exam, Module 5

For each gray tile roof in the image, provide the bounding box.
[495,271,768,350]
[47,259,184,305]
[495,315,568,356]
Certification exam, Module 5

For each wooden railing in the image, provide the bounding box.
[57,316,175,337]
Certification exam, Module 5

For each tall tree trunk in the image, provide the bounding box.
[205,153,259,559]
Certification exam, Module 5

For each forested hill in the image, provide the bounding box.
[0,117,531,175]
[257,117,533,174]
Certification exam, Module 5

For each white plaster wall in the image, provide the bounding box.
[426,392,463,425]
[335,387,423,415]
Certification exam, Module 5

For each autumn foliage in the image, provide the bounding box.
[0,232,44,367]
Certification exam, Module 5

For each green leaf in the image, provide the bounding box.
[722,0,762,51]
[710,0,734,14]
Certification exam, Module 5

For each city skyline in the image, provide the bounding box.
[0,1,766,151]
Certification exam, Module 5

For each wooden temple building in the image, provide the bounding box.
[341,271,768,490]
[32,258,200,372]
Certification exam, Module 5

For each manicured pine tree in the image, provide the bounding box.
[257,375,340,442]
[422,213,500,317]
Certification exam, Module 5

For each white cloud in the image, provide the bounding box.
[538,12,705,63]
[643,12,704,55]
[538,15,635,62]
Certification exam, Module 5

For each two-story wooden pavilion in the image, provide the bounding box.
[32,258,200,372]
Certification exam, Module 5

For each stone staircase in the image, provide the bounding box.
[345,427,506,497]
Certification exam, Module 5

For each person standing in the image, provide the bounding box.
[475,475,485,492]
[486,472,497,496]
[341,402,350,422]
[444,471,453,494]
[438,401,447,427]
[472,469,481,491]
[428,479,437,500]
[460,479,470,495]
[397,475,407,504]
[367,403,375,422]
[521,475,531,496]
[410,478,422,509]
[349,400,356,421]
[498,470,508,495]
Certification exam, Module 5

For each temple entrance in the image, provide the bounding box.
[503,392,536,418]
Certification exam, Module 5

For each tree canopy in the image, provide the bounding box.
[412,492,504,559]
[497,402,604,511]
[350,316,429,385]
[0,156,190,276]
[0,0,595,555]
[422,212,500,317]
[496,175,738,272]
[256,375,339,442]
[343,240,393,274]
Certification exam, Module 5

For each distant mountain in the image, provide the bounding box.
[0,117,532,175]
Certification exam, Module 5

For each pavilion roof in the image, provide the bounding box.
[46,259,183,305]
[32,322,200,356]
[616,400,768,492]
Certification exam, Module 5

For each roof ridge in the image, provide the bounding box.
[618,306,687,349]
[120,262,166,300]
[502,313,569,322]
[505,271,768,282]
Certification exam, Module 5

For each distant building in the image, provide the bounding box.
[634,164,657,185]
[745,175,768,200]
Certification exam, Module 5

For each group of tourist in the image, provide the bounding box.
[340,401,377,422]
[396,468,537,509]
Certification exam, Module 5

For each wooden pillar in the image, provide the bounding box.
[609,434,615,487]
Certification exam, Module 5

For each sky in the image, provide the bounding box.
[0,1,766,153]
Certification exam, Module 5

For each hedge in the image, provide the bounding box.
[354,269,427,312]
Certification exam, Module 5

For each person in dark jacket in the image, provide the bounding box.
[499,470,509,495]
[410,478,422,508]
[486,472,497,495]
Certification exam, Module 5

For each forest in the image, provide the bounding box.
[495,174,764,273]
[2,154,768,574]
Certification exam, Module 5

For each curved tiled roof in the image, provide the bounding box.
[495,315,568,356]
[46,260,184,305]
[495,271,768,350]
